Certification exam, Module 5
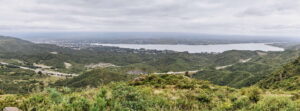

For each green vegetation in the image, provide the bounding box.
[193,50,300,88]
[1,36,300,110]
[259,56,300,90]
[55,69,133,88]
[193,62,273,88]
[1,75,299,111]
[0,65,48,94]
[0,36,259,74]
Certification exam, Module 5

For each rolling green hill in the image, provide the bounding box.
[258,56,300,90]
[0,36,69,54]
[1,36,300,110]
[192,50,300,88]
[193,62,273,88]
[0,36,261,74]
[54,69,133,88]
[0,36,39,54]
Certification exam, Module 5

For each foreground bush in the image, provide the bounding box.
[251,96,299,111]
[0,75,299,111]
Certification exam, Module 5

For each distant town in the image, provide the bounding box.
[36,40,185,55]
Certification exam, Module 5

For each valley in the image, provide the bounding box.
[2,0,300,110]
[0,36,300,110]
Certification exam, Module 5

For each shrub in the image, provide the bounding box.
[66,97,91,111]
[196,93,211,103]
[232,96,251,110]
[242,87,262,103]
[47,88,63,104]
[176,82,196,89]
[0,89,4,95]
[0,95,21,109]
[251,96,299,111]
[20,94,52,111]
[91,88,108,111]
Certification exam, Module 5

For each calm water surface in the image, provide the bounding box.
[93,43,284,53]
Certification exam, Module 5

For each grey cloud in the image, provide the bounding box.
[1,0,300,36]
[237,8,270,17]
[262,25,300,30]
[237,0,300,17]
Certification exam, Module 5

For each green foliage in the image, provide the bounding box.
[232,96,252,109]
[20,94,51,111]
[213,50,258,66]
[241,87,263,103]
[259,56,300,90]
[109,83,154,110]
[55,69,133,88]
[0,36,263,74]
[0,74,299,111]
[1,36,300,111]
[65,96,91,111]
[196,91,212,103]
[91,88,108,111]
[193,49,300,88]
[251,96,299,111]
[0,66,47,94]
[47,88,63,104]
[0,95,21,109]
[129,74,206,89]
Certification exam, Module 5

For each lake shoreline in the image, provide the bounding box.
[92,43,284,53]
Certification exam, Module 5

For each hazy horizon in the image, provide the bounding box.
[1,32,299,42]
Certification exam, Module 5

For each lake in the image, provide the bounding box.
[92,43,284,53]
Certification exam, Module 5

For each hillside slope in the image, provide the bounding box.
[54,69,133,88]
[0,36,36,53]
[1,74,299,111]
[192,50,300,88]
[259,57,300,90]
[0,36,65,54]
[0,36,262,73]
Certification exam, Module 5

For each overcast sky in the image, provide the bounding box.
[1,0,300,36]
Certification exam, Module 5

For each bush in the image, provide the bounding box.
[47,88,63,104]
[130,74,200,89]
[0,89,4,95]
[241,87,262,103]
[196,93,211,103]
[232,96,251,110]
[20,94,52,111]
[0,95,21,109]
[251,96,299,111]
[91,88,108,111]
[65,97,91,111]
[110,83,150,110]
